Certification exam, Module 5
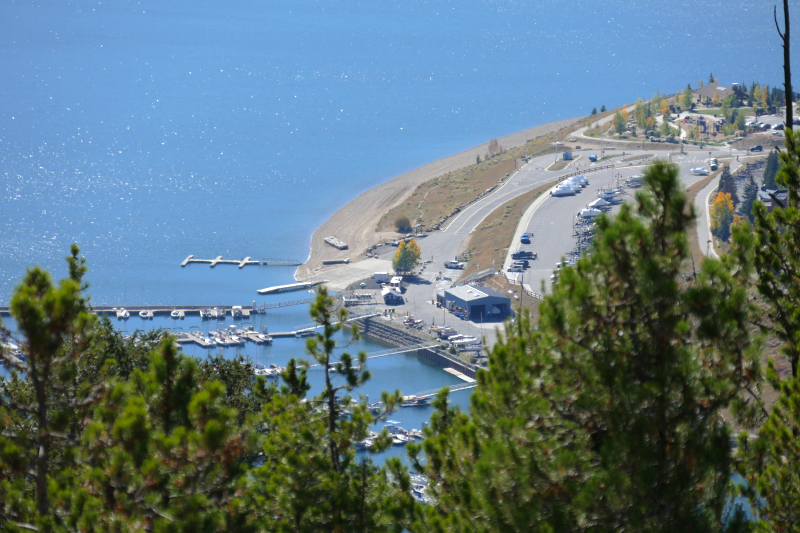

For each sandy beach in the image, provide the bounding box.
[295,117,579,280]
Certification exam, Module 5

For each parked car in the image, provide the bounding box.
[749,145,763,152]
[520,233,531,244]
[511,250,536,259]
[508,266,524,273]
[773,123,785,130]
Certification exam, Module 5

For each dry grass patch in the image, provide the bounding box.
[547,154,580,171]
[484,275,543,322]
[377,120,587,233]
[377,158,517,232]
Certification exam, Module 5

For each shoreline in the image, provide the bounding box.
[295,116,579,281]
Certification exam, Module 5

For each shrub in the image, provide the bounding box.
[395,216,412,233]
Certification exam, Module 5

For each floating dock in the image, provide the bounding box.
[444,368,477,383]
[256,280,326,295]
[181,256,302,268]
[323,236,348,250]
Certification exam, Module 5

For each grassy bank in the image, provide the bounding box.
[377,119,586,232]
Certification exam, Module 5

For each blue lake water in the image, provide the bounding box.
[0,0,793,447]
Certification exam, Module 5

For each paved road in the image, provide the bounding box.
[357,141,760,349]
[504,149,758,297]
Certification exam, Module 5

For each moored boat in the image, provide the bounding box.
[401,396,432,408]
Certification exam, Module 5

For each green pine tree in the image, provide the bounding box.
[740,174,759,222]
[733,129,800,379]
[412,161,760,532]
[682,83,694,109]
[719,164,740,206]
[763,150,781,189]
[736,365,800,530]
[249,286,412,531]
[0,245,101,529]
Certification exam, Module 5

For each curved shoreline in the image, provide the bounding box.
[295,117,579,281]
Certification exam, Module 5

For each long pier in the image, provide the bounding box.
[409,382,477,399]
[0,300,315,317]
[308,342,439,367]
[181,255,302,268]
[257,280,326,295]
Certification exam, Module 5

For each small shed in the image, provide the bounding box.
[563,151,573,160]
[442,285,511,321]
[382,287,404,305]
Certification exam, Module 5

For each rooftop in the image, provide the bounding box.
[446,284,509,302]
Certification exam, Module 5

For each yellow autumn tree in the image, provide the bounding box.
[713,90,720,106]
[622,104,629,122]
[761,85,770,110]
[710,191,734,241]
[392,239,421,273]
[660,100,670,117]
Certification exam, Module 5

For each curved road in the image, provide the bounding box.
[365,142,759,348]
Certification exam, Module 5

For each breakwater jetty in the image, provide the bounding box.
[257,280,326,295]
[353,316,478,380]
[181,255,302,267]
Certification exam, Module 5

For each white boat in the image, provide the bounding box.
[598,188,620,198]
[392,434,414,445]
[170,309,180,318]
[551,186,577,197]
[557,182,582,192]
[588,198,611,208]
[565,176,588,187]
[257,334,274,345]
[116,308,130,319]
[356,438,374,450]
[139,310,151,319]
[401,396,432,408]
[253,363,284,378]
[579,207,603,218]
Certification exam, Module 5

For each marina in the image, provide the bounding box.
[174,325,273,348]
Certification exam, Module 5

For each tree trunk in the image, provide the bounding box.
[776,1,792,128]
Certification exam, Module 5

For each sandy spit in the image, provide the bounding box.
[295,117,579,280]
